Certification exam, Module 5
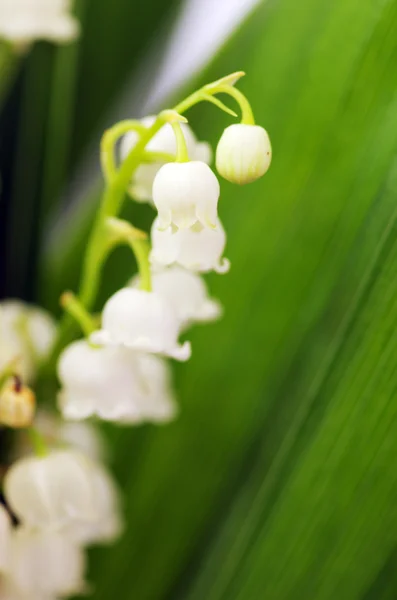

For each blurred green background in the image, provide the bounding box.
[2,0,397,598]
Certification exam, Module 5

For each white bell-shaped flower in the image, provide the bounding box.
[153,161,220,230]
[0,0,79,45]
[4,450,123,545]
[120,116,212,203]
[57,340,176,424]
[131,266,222,331]
[0,301,56,383]
[91,288,191,361]
[0,505,11,574]
[150,218,230,274]
[4,528,86,599]
[216,123,272,184]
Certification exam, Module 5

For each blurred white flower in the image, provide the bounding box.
[91,288,191,361]
[58,340,176,424]
[150,218,230,274]
[11,409,106,463]
[216,124,272,184]
[4,450,123,546]
[0,0,79,45]
[0,505,11,574]
[0,583,50,600]
[120,116,211,203]
[153,161,220,230]
[3,528,86,599]
[0,301,56,383]
[131,266,222,331]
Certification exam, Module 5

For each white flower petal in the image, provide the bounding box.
[0,301,56,383]
[7,528,86,597]
[13,409,107,463]
[0,0,79,44]
[57,340,177,424]
[131,266,222,330]
[4,450,122,545]
[0,504,11,573]
[150,219,230,274]
[91,288,191,362]
[120,117,212,203]
[153,161,219,230]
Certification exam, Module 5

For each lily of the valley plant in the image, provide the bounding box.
[0,17,272,594]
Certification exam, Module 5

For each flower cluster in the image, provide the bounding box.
[0,71,271,597]
[0,305,121,597]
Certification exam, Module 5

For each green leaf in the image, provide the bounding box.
[41,0,397,598]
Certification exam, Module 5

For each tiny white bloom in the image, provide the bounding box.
[0,0,79,45]
[216,124,272,184]
[0,301,56,383]
[150,218,230,274]
[0,505,11,573]
[4,450,123,545]
[91,288,191,361]
[131,266,222,331]
[153,161,220,230]
[32,410,106,461]
[4,528,86,598]
[57,340,176,424]
[120,116,212,203]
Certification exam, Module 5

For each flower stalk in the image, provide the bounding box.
[45,71,258,370]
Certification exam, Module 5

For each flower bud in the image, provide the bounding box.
[216,124,272,184]
[0,376,35,429]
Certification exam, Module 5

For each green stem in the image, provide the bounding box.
[129,239,152,292]
[170,121,189,162]
[28,427,48,458]
[44,72,246,369]
[141,150,175,163]
[101,119,146,181]
[0,363,16,390]
[61,291,96,337]
[216,85,255,125]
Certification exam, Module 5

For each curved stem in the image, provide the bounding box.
[216,85,255,125]
[141,150,175,163]
[28,427,48,457]
[61,291,96,337]
[44,72,247,369]
[171,121,189,162]
[101,120,146,181]
[129,239,151,292]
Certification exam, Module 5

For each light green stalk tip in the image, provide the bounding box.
[60,291,96,337]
